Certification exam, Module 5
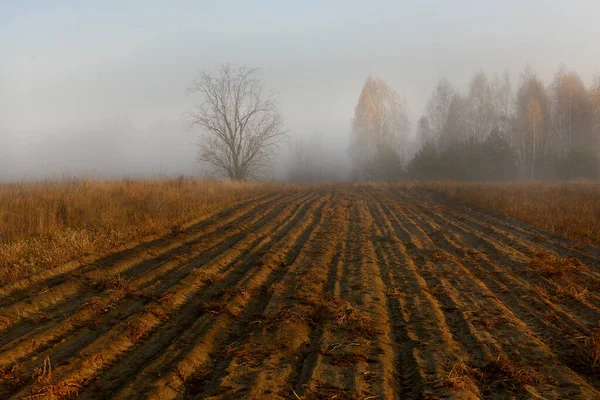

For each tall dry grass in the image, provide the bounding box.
[423,182,600,246]
[0,178,282,283]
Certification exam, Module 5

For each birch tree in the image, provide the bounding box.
[466,71,495,142]
[491,70,513,138]
[526,99,542,180]
[514,71,549,179]
[350,76,410,176]
[188,64,286,180]
[591,76,600,173]
[417,116,433,146]
[549,67,592,154]
[425,77,454,146]
[441,93,469,149]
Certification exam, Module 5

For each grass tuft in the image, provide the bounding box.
[26,357,82,400]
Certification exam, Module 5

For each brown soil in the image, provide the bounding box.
[1,186,599,399]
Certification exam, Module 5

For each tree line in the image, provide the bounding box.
[351,66,600,181]
[186,63,599,181]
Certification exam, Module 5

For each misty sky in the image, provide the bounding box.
[1,1,599,181]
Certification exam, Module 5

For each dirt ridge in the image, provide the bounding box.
[1,187,599,400]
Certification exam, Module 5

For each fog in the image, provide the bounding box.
[1,1,599,181]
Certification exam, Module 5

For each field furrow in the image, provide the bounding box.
[1,193,297,360]
[2,186,599,399]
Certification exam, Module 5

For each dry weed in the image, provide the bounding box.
[250,308,297,330]
[528,254,582,279]
[327,353,368,367]
[298,294,383,338]
[226,345,272,368]
[26,356,82,400]
[443,360,481,393]
[126,319,150,343]
[555,283,590,301]
[89,273,142,298]
[301,382,356,400]
[198,301,230,316]
[482,356,555,392]
[577,328,600,370]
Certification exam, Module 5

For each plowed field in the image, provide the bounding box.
[1,186,600,399]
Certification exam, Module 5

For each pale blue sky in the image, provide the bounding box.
[1,1,599,179]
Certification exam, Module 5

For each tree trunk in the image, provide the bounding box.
[531,117,536,181]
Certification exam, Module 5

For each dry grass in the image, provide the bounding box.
[0,365,26,394]
[328,353,367,368]
[528,253,582,279]
[589,329,600,369]
[0,177,282,283]
[443,360,481,393]
[298,294,383,338]
[126,319,151,344]
[479,356,556,394]
[578,328,600,370]
[26,356,82,399]
[422,182,600,246]
[304,382,356,400]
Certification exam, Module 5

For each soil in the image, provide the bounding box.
[1,186,599,399]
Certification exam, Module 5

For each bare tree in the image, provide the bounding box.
[188,64,286,180]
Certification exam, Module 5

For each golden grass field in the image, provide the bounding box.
[0,180,599,399]
[0,179,284,283]
[425,182,600,247]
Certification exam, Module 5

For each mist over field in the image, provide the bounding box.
[1,1,599,181]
